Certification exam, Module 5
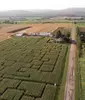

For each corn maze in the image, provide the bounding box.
[0,37,68,100]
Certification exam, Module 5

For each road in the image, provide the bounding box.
[64,24,77,100]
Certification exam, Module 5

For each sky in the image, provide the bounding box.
[0,0,85,11]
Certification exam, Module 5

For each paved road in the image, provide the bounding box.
[64,24,77,100]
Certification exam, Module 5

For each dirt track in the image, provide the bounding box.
[64,24,77,100]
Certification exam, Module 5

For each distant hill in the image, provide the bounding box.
[57,8,85,17]
[0,10,58,18]
[0,8,85,18]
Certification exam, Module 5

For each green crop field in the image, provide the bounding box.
[0,36,68,100]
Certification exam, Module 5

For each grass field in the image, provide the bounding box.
[0,36,68,100]
[77,23,85,27]
[79,43,85,100]
[76,26,85,100]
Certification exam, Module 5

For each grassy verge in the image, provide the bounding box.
[57,45,70,100]
[75,47,81,100]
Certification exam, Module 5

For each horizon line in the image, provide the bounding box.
[0,7,85,12]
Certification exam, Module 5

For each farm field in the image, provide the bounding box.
[0,24,30,33]
[0,24,13,28]
[0,24,31,41]
[77,23,85,27]
[18,23,72,34]
[0,33,10,42]
[0,37,68,100]
[0,23,72,41]
[76,25,85,100]
[0,23,72,33]
[79,43,85,100]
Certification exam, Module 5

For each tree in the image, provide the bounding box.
[55,30,62,38]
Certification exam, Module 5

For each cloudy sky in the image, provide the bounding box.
[0,0,85,11]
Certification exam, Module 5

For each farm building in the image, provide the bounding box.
[29,32,52,37]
